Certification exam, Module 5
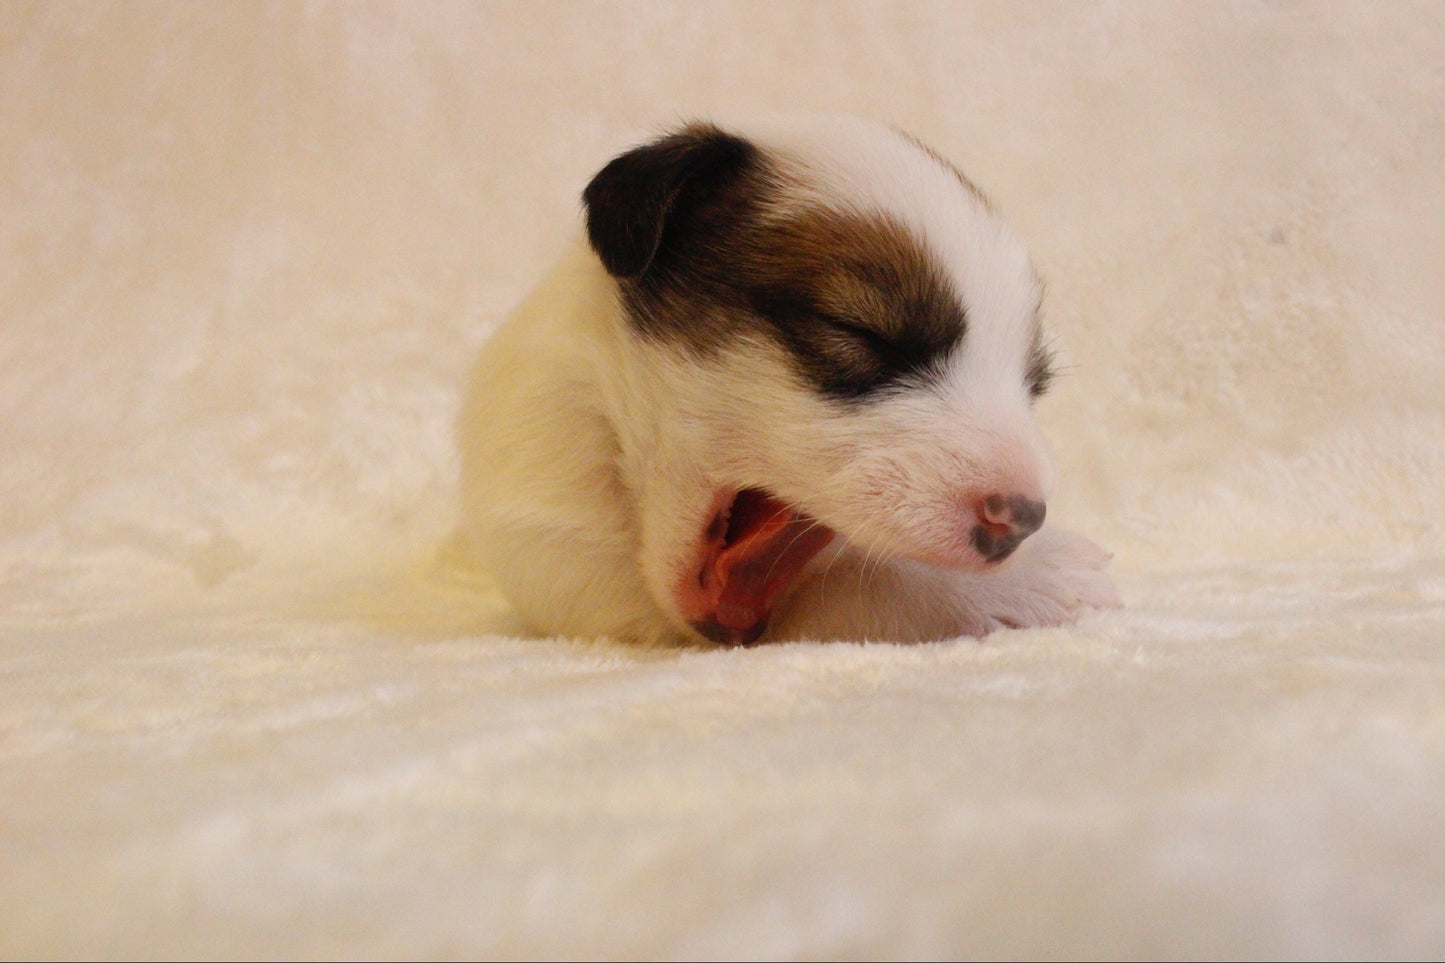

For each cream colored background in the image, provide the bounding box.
[4,2,1444,957]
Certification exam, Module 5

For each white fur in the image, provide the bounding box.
[458,118,1119,646]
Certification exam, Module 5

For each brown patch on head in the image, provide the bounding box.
[736,209,967,398]
[584,123,972,399]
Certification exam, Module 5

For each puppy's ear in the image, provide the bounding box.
[583,125,757,279]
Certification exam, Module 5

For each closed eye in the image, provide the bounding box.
[823,316,894,356]
[822,312,959,391]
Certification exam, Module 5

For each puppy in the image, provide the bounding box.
[458,115,1119,646]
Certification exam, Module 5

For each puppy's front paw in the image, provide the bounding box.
[970,525,1121,630]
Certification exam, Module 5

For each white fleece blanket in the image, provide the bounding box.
[4,2,1444,958]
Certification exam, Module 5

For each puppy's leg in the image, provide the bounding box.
[773,526,1119,643]
[948,525,1121,633]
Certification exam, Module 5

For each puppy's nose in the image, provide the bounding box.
[971,493,1046,563]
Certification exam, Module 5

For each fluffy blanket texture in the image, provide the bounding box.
[4,2,1444,958]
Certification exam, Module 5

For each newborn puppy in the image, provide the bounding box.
[458,115,1119,646]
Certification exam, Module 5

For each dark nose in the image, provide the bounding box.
[971,494,1046,563]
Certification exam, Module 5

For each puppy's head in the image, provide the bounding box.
[584,117,1056,644]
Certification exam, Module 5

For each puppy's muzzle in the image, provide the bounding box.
[971,494,1046,563]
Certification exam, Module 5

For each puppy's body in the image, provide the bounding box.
[459,116,1118,646]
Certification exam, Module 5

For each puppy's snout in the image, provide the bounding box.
[971,493,1046,564]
